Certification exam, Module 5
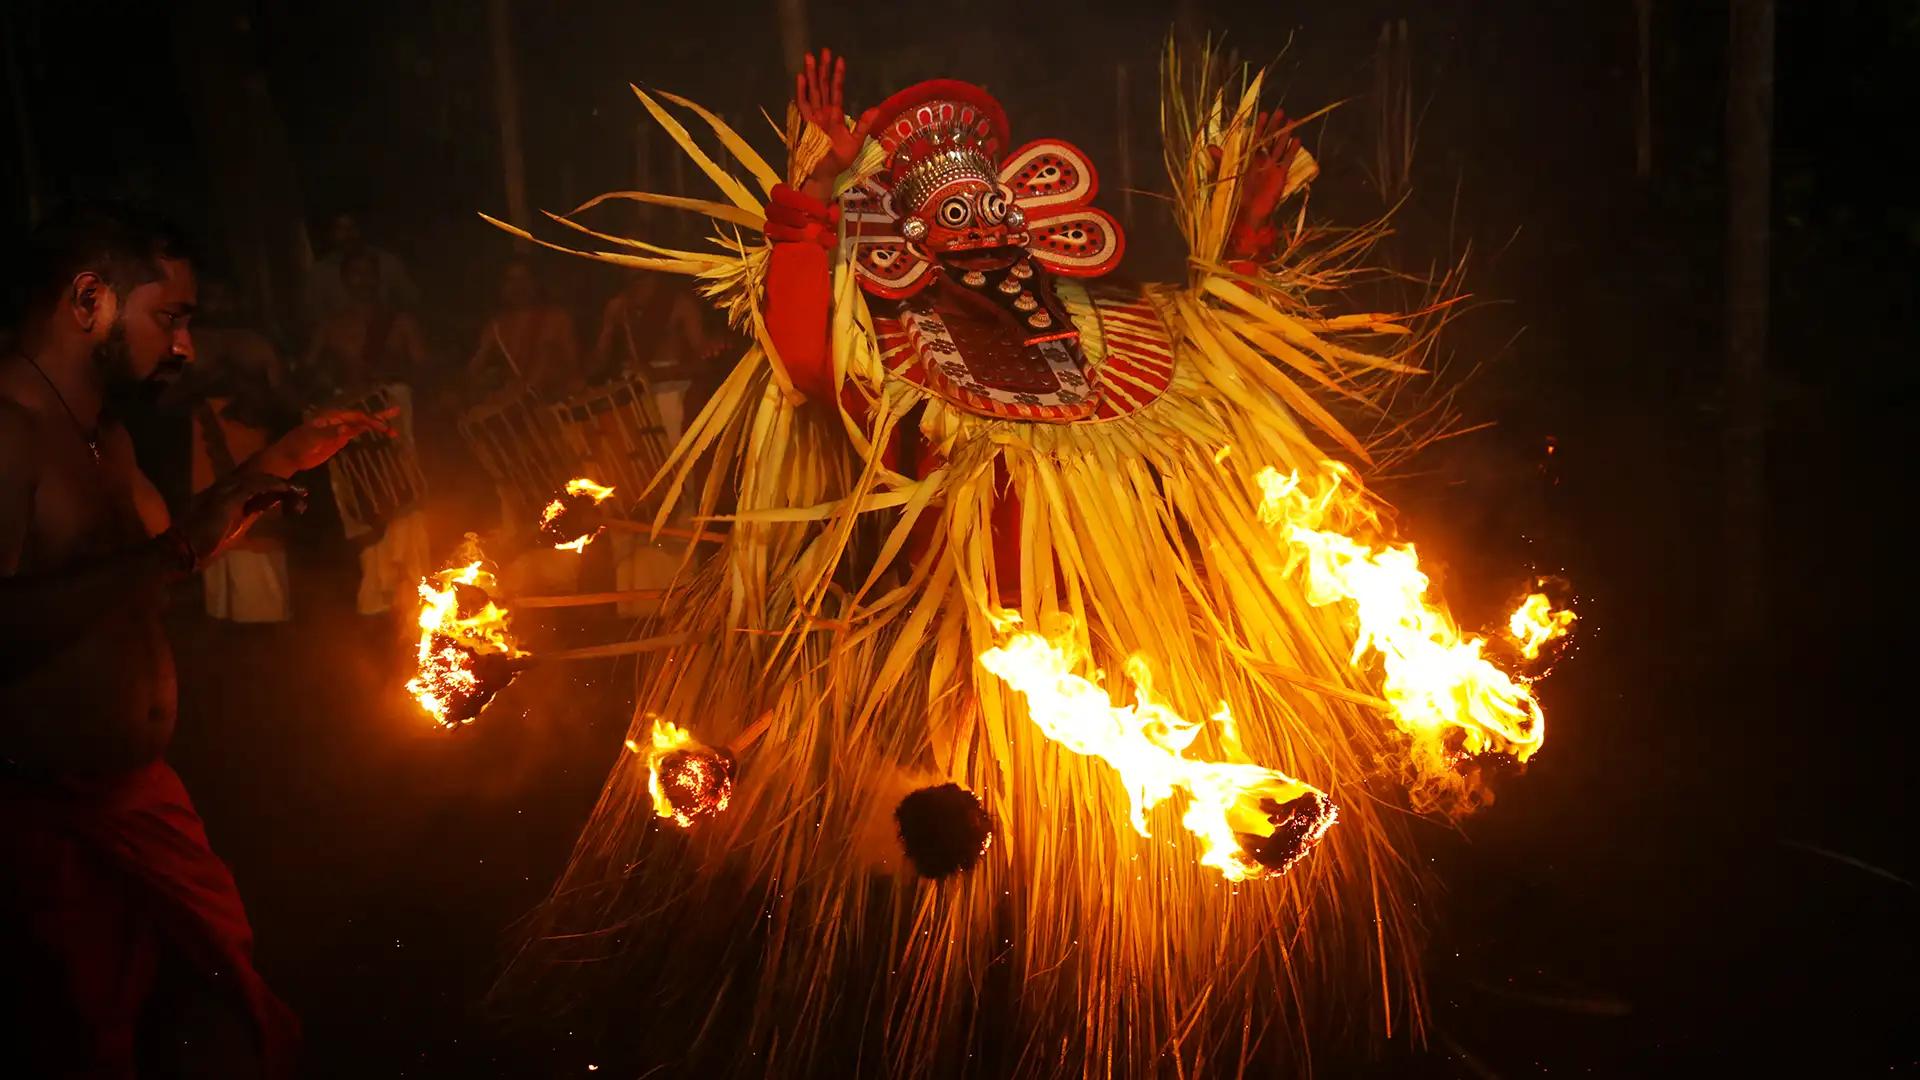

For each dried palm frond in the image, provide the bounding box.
[484,41,1499,1077]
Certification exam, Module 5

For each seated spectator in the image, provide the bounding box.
[591,272,727,442]
[303,211,419,326]
[186,281,299,622]
[468,258,581,399]
[301,250,430,396]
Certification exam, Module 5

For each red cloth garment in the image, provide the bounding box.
[0,760,298,1078]
[764,239,837,404]
[762,197,1029,601]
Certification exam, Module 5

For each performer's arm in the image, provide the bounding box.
[768,48,878,404]
[0,410,295,663]
[763,185,838,404]
[246,408,397,480]
[1225,111,1305,269]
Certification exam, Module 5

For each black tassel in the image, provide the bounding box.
[895,783,994,879]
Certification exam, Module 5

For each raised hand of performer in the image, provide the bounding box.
[1222,110,1306,263]
[252,406,400,478]
[794,47,878,202]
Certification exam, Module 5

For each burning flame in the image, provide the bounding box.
[542,477,617,553]
[644,717,735,827]
[978,461,1573,871]
[979,630,1336,882]
[1506,591,1577,661]
[406,540,527,729]
[1254,466,1573,767]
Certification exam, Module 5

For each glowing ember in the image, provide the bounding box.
[979,631,1337,881]
[1254,466,1574,769]
[541,477,617,553]
[644,717,735,827]
[1506,591,1577,661]
[406,541,528,728]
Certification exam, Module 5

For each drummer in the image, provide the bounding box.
[590,272,722,442]
[302,250,430,398]
[468,259,581,400]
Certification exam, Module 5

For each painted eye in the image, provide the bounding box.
[979,190,1007,224]
[937,195,972,229]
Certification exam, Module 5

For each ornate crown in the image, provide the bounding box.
[840,79,1125,299]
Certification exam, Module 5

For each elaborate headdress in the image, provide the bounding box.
[842,79,1125,299]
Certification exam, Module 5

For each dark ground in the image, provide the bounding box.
[11,0,1920,1075]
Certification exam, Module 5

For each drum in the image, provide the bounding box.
[545,370,674,518]
[327,382,429,539]
[456,387,578,521]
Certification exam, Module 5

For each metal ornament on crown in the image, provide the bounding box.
[841,79,1126,299]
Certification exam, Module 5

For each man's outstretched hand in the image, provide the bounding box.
[176,472,306,568]
[256,407,400,478]
[794,47,877,201]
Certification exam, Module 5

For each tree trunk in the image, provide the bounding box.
[1724,0,1774,632]
[1635,0,1654,179]
[171,3,313,336]
[775,0,810,78]
[488,0,531,239]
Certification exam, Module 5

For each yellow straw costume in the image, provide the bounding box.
[492,48,1549,1077]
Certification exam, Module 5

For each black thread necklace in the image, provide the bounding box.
[24,356,102,463]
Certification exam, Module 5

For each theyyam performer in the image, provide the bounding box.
[491,44,1571,1076]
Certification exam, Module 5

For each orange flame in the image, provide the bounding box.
[979,630,1336,881]
[1506,592,1577,661]
[541,477,617,553]
[406,540,526,728]
[644,717,734,827]
[1255,466,1572,768]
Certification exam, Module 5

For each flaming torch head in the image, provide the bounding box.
[412,637,530,728]
[894,783,994,879]
[406,546,528,729]
[980,631,1337,882]
[1231,790,1339,878]
[540,478,617,553]
[1505,586,1578,664]
[645,718,735,827]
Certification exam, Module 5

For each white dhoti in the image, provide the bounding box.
[355,508,433,615]
[649,378,691,443]
[202,549,292,623]
[609,528,690,618]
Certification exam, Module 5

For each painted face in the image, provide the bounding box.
[905,179,1028,270]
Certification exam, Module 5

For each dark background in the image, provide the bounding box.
[3,0,1916,1075]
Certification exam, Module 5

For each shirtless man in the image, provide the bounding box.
[303,248,430,395]
[0,204,391,1077]
[468,258,582,399]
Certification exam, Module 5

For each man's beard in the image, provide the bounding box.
[94,320,182,410]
